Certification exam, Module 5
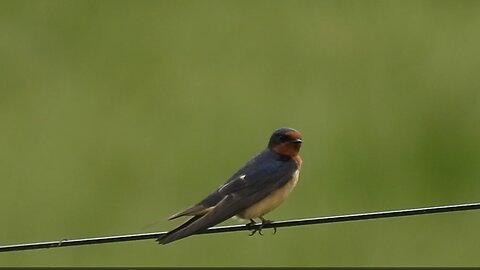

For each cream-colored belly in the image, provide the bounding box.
[237,170,300,219]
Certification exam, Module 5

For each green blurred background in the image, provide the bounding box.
[1,0,480,266]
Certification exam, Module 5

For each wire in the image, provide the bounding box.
[1,201,479,253]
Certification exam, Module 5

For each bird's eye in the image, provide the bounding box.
[279,134,289,141]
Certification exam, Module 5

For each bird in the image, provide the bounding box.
[157,127,303,245]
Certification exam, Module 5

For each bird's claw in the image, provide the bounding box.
[246,220,259,236]
[248,226,263,236]
[246,218,277,236]
[261,218,277,235]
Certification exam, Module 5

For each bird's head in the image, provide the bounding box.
[268,127,302,157]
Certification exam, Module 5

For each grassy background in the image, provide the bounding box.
[1,0,480,266]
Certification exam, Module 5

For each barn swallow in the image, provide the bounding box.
[157,127,303,245]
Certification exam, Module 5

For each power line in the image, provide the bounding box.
[1,202,479,253]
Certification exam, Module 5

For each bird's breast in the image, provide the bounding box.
[236,169,300,220]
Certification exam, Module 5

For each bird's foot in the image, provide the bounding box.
[246,219,260,236]
[246,218,276,236]
[260,218,277,235]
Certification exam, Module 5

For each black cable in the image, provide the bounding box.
[1,202,479,253]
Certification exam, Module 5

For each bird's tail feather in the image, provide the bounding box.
[157,195,240,244]
[157,215,202,244]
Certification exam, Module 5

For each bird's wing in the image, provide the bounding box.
[157,159,297,244]
[165,151,272,220]
[217,155,296,196]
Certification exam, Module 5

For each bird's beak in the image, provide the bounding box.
[291,138,303,144]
